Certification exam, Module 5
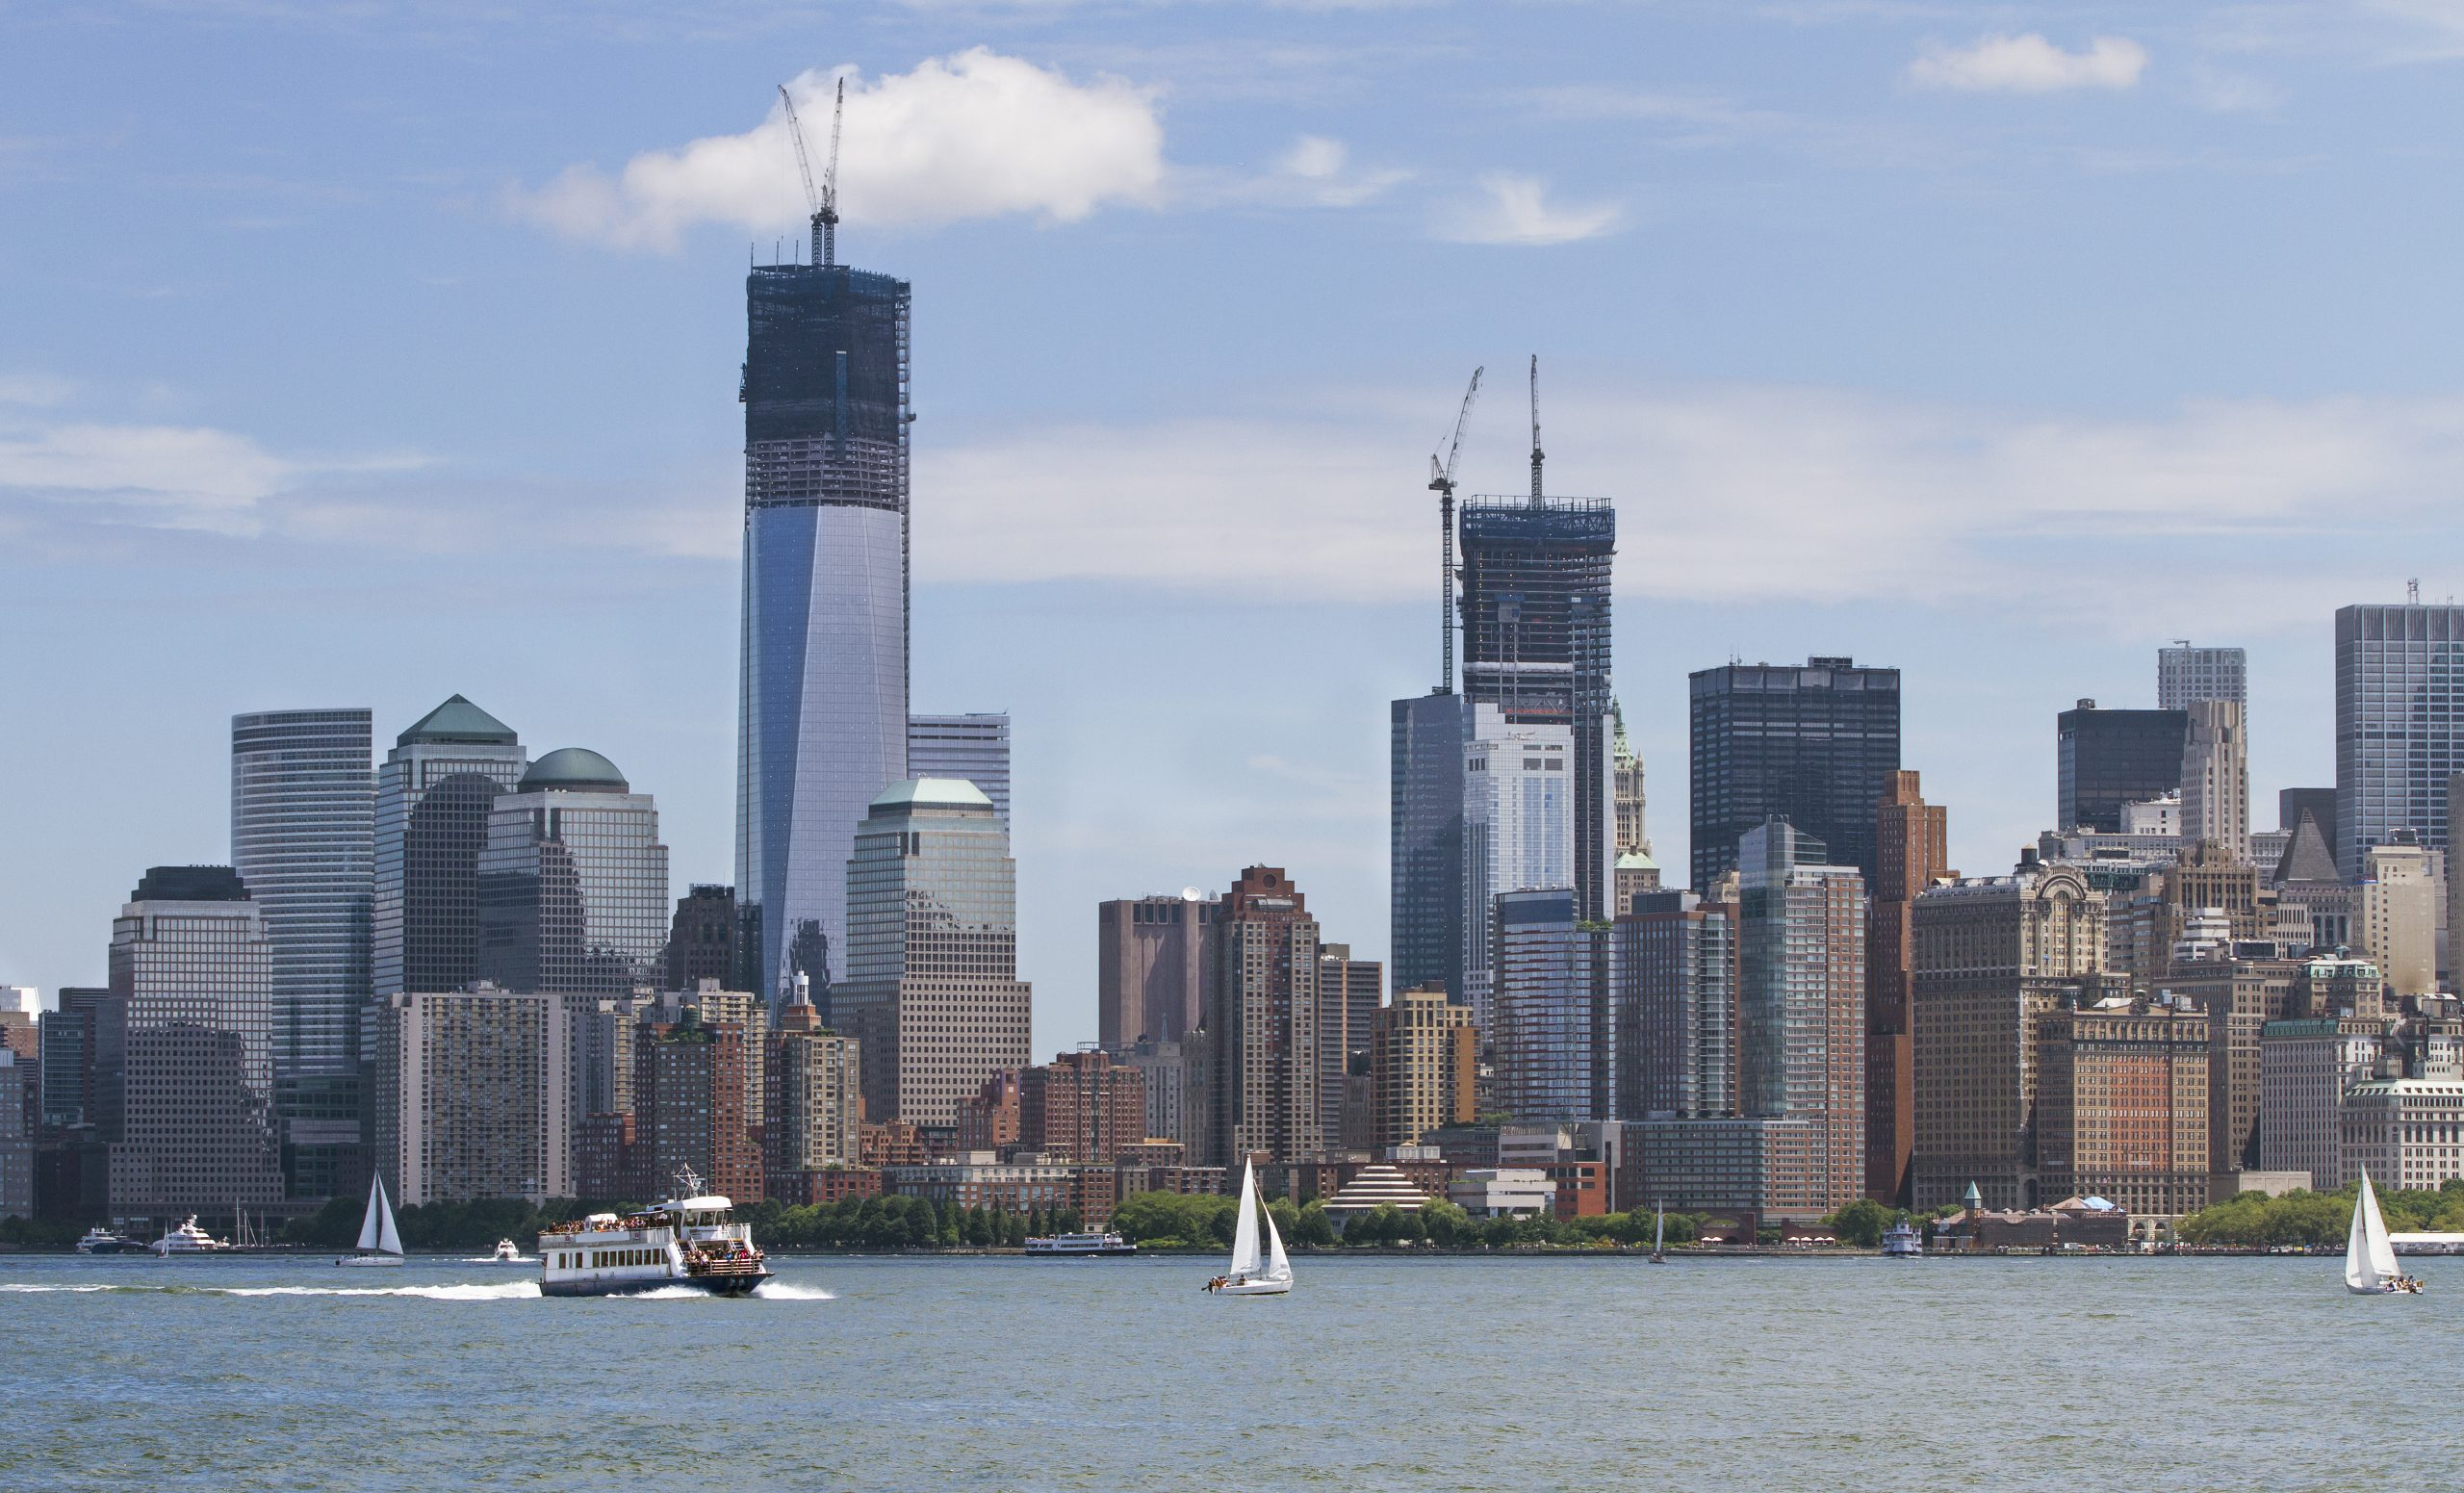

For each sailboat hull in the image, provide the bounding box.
[334,1254,405,1267]
[1210,1278,1291,1296]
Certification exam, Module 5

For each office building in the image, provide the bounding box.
[372,986,570,1205]
[1868,770,1949,1204]
[229,708,372,1198]
[1610,702,1659,915]
[1462,703,1577,1034]
[2259,1014,2388,1188]
[1910,867,2111,1210]
[907,713,1010,824]
[2162,953,2297,1177]
[1193,866,1322,1167]
[663,885,746,992]
[373,696,528,998]
[2035,997,2211,1219]
[1390,691,1473,1002]
[767,985,861,1182]
[2279,788,2341,879]
[629,999,761,1203]
[2158,644,2247,710]
[1316,944,1382,1148]
[1096,894,1219,1049]
[1368,986,1476,1149]
[1737,821,1866,1216]
[38,987,116,1132]
[735,235,912,1004]
[475,748,671,997]
[2179,700,2249,862]
[1615,891,1739,1121]
[2057,701,2186,835]
[833,779,1032,1127]
[2336,601,2464,874]
[1456,485,1616,923]
[1121,1037,1190,1146]
[1490,889,1611,1124]
[0,1050,28,1220]
[1689,658,1902,890]
[1018,1049,1146,1164]
[2357,838,2440,998]
[2343,1076,2464,1192]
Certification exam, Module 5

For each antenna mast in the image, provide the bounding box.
[779,80,844,267]
[1428,367,1483,694]
[1527,354,1544,505]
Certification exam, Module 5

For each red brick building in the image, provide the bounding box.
[955,1069,1021,1153]
[1018,1050,1146,1164]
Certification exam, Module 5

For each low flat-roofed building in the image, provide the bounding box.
[1447,1167,1557,1220]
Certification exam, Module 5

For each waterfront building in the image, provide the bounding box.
[766,982,860,1182]
[1368,986,1476,1149]
[1316,944,1382,1147]
[1689,657,1901,890]
[2337,601,2464,875]
[879,1155,1078,1216]
[2160,953,2297,1176]
[1192,866,1323,1167]
[2258,1014,2389,1188]
[833,779,1032,1127]
[372,986,570,1205]
[1018,1050,1146,1165]
[2057,701,2186,835]
[1456,490,1616,923]
[230,708,372,1200]
[2179,701,2250,862]
[475,748,670,997]
[1461,703,1576,1034]
[2356,838,2439,998]
[1910,866,2111,1210]
[2342,1076,2464,1191]
[1614,891,1739,1121]
[1391,691,1474,1003]
[2034,997,2212,1219]
[0,1050,28,1220]
[1738,821,1866,1216]
[663,885,745,992]
[2159,643,2248,711]
[735,236,912,1004]
[1096,894,1219,1049]
[955,1068,1021,1152]
[629,996,760,1203]
[907,713,1010,824]
[1868,770,1949,1204]
[1490,889,1610,1124]
[373,696,527,997]
[1447,1167,1559,1220]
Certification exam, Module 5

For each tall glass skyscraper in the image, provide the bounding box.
[475,747,671,996]
[736,251,911,1002]
[2336,602,2464,873]
[1689,657,1901,891]
[907,712,1010,823]
[231,709,372,1083]
[373,696,527,997]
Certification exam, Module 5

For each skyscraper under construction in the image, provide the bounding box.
[734,113,911,1003]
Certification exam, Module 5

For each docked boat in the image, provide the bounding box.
[337,1173,405,1267]
[1024,1230,1137,1257]
[74,1225,134,1255]
[149,1216,228,1255]
[1882,1221,1924,1258]
[536,1169,769,1299]
[2346,1171,2424,1295]
[1203,1161,1292,1297]
[489,1238,524,1264]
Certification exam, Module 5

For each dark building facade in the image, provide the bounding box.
[664,885,744,991]
[373,696,527,997]
[2278,788,2340,877]
[1389,691,1473,1000]
[2055,701,2186,834]
[1689,657,1902,891]
[1867,770,1949,1205]
[1457,497,1617,922]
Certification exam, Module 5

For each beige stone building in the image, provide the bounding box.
[2157,955,2296,1178]
[2035,997,2211,1219]
[2178,700,2249,863]
[1911,866,2112,1210]
[767,987,861,1180]
[1369,984,1476,1149]
[2357,840,2439,999]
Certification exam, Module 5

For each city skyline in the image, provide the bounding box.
[13,6,2464,1057]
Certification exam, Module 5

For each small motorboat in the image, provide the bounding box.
[488,1238,524,1264]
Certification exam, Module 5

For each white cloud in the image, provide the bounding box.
[1436,173,1621,245]
[0,423,295,533]
[1909,33,2148,93]
[516,49,1167,250]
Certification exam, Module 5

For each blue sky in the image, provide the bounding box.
[7,1,2464,1049]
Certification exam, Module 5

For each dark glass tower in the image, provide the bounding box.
[1689,657,1901,891]
[1456,496,1617,921]
[736,248,911,1003]
[372,696,527,997]
[2054,701,2186,834]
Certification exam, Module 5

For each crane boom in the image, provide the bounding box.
[1527,353,1544,504]
[779,84,822,262]
[1428,366,1482,694]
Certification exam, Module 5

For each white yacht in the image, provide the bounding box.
[489,1238,524,1264]
[149,1216,228,1255]
[1882,1221,1924,1258]
[337,1173,405,1268]
[1203,1161,1292,1297]
[1024,1230,1136,1257]
[74,1225,134,1255]
[537,1169,770,1299]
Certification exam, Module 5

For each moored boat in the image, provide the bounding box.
[74,1225,134,1255]
[1024,1231,1137,1257]
[1203,1161,1292,1297]
[2346,1171,2423,1295]
[149,1216,228,1255]
[337,1173,405,1267]
[1882,1221,1924,1258]
[537,1169,770,1299]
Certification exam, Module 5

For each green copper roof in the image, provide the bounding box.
[868,776,995,813]
[397,693,517,748]
[519,747,629,793]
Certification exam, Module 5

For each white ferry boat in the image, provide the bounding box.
[1882,1221,1924,1258]
[536,1170,769,1299]
[149,1216,228,1255]
[1023,1230,1137,1257]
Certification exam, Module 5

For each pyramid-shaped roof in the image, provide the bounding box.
[397,693,517,748]
[2274,810,2340,885]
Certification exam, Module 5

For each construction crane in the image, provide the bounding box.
[779,79,844,267]
[1527,353,1544,504]
[1428,366,1482,695]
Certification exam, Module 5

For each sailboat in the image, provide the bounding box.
[2345,1171,2421,1295]
[337,1173,406,1268]
[1204,1160,1292,1297]
[1649,1204,1667,1264]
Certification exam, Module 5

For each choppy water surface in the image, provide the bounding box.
[2,1250,2454,1491]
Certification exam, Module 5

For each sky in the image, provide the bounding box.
[6,0,2464,1051]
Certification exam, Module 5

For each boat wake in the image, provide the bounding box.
[752,1279,834,1300]
[0,1280,543,1300]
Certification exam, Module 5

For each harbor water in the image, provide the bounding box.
[3,1250,2456,1491]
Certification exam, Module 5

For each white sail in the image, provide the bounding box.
[1264,1198,1292,1284]
[372,1174,404,1256]
[1228,1160,1263,1279]
[2351,1171,2398,1288]
[356,1174,385,1251]
[1654,1207,1665,1254]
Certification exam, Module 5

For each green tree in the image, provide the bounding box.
[1420,1199,1469,1247]
[1824,1197,1900,1248]
[1295,1199,1337,1248]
